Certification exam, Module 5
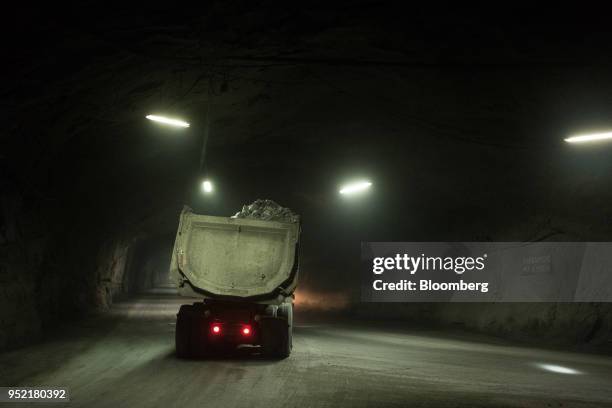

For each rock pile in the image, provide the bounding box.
[232,199,299,223]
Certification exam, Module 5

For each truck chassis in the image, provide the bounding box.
[175,300,293,358]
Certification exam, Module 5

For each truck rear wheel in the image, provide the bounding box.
[176,305,194,358]
[176,303,209,358]
[261,303,293,359]
[278,302,293,354]
[189,304,209,358]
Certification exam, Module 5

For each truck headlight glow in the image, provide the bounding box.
[146,114,190,128]
[339,180,372,195]
[564,131,612,144]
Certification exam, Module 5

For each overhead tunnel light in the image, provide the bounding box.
[339,180,372,195]
[535,363,582,375]
[564,131,612,144]
[146,114,190,128]
[202,180,213,193]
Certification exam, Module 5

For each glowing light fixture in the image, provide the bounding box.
[211,324,221,334]
[536,363,582,375]
[146,114,190,128]
[202,180,213,193]
[339,180,372,195]
[242,326,251,336]
[564,131,612,144]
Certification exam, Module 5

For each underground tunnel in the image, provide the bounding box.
[2,3,612,407]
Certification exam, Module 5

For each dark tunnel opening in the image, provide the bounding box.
[125,233,175,295]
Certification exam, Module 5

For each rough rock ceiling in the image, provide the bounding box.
[3,3,612,240]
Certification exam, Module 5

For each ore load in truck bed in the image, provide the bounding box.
[232,199,299,223]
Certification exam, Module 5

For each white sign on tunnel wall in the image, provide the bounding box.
[360,242,612,302]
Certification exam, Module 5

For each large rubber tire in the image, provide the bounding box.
[189,304,209,358]
[261,303,293,359]
[278,302,293,354]
[260,317,289,358]
[176,305,194,358]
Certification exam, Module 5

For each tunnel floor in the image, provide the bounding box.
[1,293,612,408]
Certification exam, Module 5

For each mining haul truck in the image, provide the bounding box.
[170,207,300,358]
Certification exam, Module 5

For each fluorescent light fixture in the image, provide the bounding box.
[535,363,582,375]
[564,131,612,144]
[339,180,372,195]
[146,114,190,128]
[202,180,213,193]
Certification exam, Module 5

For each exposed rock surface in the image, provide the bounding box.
[233,199,299,223]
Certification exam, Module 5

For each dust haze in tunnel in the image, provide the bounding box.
[2,3,612,350]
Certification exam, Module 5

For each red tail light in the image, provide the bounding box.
[242,326,251,336]
[211,324,222,334]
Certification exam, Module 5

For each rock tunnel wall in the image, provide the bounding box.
[353,302,612,346]
[0,188,140,350]
[349,215,612,346]
[0,192,45,350]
